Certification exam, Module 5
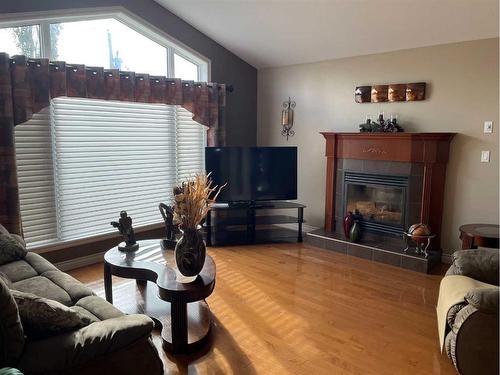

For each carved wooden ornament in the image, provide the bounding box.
[355,82,426,103]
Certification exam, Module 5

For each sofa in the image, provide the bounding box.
[0,224,164,375]
[437,249,499,375]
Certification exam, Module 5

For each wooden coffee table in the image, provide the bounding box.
[104,239,216,354]
[459,224,500,250]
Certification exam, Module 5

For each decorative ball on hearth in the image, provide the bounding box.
[408,223,432,244]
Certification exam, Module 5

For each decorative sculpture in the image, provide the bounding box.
[403,223,435,258]
[159,203,178,249]
[358,113,404,133]
[110,211,139,252]
[172,174,225,278]
[355,82,426,103]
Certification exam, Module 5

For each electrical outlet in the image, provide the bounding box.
[481,150,490,163]
[484,121,493,133]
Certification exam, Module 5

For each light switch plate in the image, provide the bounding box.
[481,150,490,163]
[484,121,493,133]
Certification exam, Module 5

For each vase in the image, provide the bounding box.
[343,211,354,238]
[349,221,361,242]
[174,226,206,278]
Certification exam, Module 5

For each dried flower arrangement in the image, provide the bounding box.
[173,173,226,230]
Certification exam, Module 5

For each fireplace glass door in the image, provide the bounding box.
[344,172,408,235]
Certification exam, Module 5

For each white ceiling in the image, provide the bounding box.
[155,0,499,69]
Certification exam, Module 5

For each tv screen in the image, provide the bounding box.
[205,147,297,202]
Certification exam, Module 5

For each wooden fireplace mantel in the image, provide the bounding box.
[320,132,455,249]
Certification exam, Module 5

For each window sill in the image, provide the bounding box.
[30,222,165,255]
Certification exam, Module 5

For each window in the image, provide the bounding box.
[0,25,41,57]
[174,53,199,81]
[50,19,168,75]
[3,11,210,248]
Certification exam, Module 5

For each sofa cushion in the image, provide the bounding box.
[41,270,94,303]
[22,253,58,275]
[75,296,124,321]
[0,278,24,367]
[451,249,499,285]
[0,272,12,288]
[0,260,38,283]
[11,290,91,339]
[12,276,72,306]
[0,234,27,266]
[18,315,154,373]
[465,287,499,314]
[70,306,100,323]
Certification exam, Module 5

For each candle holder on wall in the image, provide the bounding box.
[281,97,296,141]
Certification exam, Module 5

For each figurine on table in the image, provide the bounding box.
[111,211,139,252]
[159,203,179,249]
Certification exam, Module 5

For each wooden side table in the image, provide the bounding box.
[459,224,500,250]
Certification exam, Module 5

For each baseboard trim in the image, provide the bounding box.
[55,251,106,272]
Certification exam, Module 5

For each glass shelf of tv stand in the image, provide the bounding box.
[205,201,306,246]
[210,215,306,227]
[210,201,306,210]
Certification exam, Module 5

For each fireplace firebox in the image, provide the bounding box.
[344,172,408,236]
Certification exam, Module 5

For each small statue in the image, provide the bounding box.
[159,203,179,249]
[358,113,404,133]
[359,118,373,132]
[111,211,139,252]
[391,117,404,132]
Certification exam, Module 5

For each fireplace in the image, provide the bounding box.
[308,132,455,273]
[320,132,455,251]
[344,172,408,236]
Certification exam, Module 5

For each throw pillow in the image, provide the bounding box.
[0,234,27,266]
[0,278,24,367]
[11,290,91,339]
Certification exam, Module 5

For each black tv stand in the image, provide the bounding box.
[205,201,305,246]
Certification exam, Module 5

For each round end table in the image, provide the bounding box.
[104,240,216,354]
[459,224,500,250]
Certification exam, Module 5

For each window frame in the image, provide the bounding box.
[0,6,211,81]
[4,7,210,252]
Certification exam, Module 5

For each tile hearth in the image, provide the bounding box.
[305,229,440,273]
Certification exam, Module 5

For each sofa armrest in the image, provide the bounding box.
[18,314,154,373]
[451,304,478,333]
[465,287,499,314]
[448,249,499,285]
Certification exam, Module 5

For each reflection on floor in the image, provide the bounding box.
[69,242,456,375]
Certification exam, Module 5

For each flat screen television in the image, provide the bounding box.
[205,147,297,203]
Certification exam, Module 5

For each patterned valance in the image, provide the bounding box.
[0,52,227,234]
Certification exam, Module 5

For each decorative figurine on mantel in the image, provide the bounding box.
[359,113,404,133]
[111,211,139,252]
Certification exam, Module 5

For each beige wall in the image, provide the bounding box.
[257,38,499,255]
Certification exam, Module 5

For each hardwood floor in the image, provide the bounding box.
[68,242,457,375]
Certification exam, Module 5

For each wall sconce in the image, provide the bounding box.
[281,97,296,141]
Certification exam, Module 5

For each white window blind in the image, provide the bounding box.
[15,98,206,248]
[15,108,58,248]
[176,106,206,181]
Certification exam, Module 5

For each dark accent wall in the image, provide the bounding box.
[0,0,257,146]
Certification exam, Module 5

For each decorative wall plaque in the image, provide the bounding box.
[355,82,426,103]
[371,85,388,103]
[388,84,406,102]
[406,82,426,101]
